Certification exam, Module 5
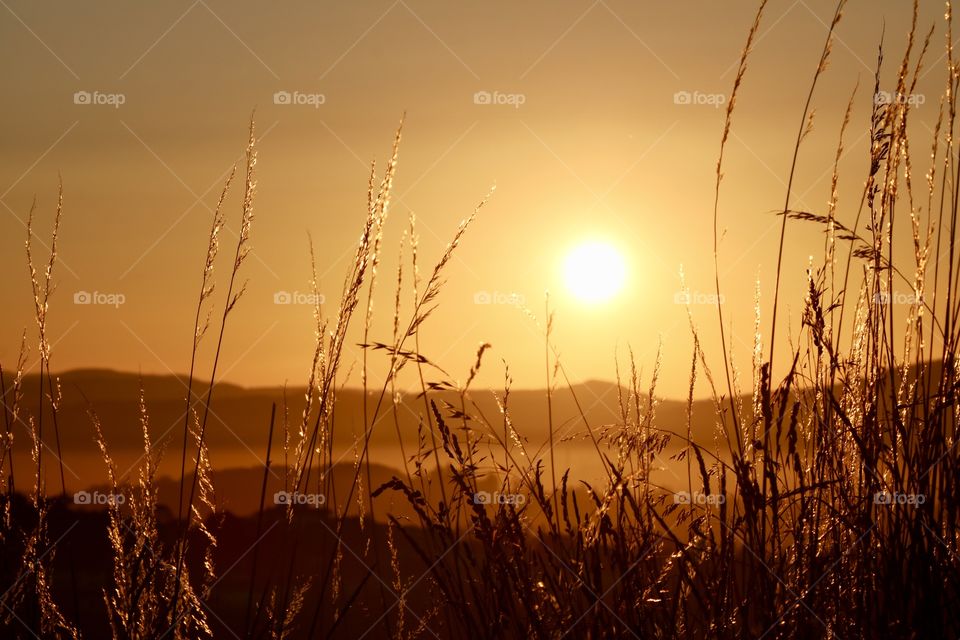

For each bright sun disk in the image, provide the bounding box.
[563,242,626,303]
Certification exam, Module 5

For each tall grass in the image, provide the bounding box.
[1,0,959,637]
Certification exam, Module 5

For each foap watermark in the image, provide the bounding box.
[673,490,725,506]
[274,290,325,305]
[874,291,922,305]
[473,290,525,306]
[74,291,126,307]
[874,491,926,506]
[673,90,726,108]
[674,291,724,306]
[874,91,925,107]
[273,90,326,108]
[473,90,526,109]
[274,491,326,506]
[73,90,126,108]
[74,490,125,506]
[473,491,526,505]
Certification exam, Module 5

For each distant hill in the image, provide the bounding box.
[5,364,937,492]
[0,369,723,488]
[0,368,719,452]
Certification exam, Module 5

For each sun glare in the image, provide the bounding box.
[563,242,626,304]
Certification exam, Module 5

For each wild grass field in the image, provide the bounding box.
[2,1,960,638]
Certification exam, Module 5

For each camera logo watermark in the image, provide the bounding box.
[674,291,724,306]
[274,290,325,305]
[74,490,125,506]
[473,90,526,109]
[73,90,126,108]
[74,291,126,308]
[874,491,925,506]
[673,91,726,108]
[874,291,922,305]
[673,491,725,505]
[274,491,326,506]
[473,491,526,505]
[273,90,326,108]
[473,290,525,306]
[874,91,925,107]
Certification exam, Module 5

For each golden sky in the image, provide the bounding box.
[0,0,947,398]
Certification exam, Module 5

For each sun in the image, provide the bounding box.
[563,241,627,303]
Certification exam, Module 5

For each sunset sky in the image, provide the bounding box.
[0,0,948,398]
